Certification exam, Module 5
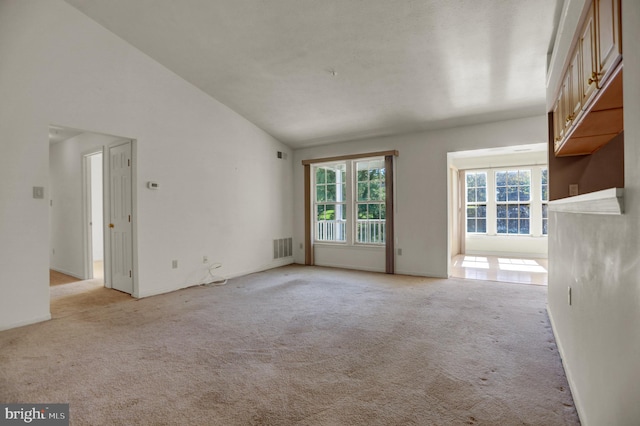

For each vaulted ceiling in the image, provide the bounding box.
[64,0,562,148]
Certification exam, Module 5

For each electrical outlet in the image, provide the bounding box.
[569,184,579,196]
[203,256,208,264]
[397,248,403,256]
[172,260,178,269]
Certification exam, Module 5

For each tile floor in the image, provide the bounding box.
[451,254,548,285]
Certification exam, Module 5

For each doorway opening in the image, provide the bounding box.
[49,125,136,317]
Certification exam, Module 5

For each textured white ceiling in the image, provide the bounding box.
[64,0,561,148]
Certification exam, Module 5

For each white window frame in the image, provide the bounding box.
[465,171,488,234]
[313,157,386,246]
[463,165,548,238]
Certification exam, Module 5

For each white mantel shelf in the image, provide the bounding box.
[548,188,624,215]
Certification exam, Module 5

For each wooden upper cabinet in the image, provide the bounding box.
[552,0,623,157]
[595,0,622,87]
[579,4,598,105]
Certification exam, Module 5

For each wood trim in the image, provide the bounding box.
[385,155,395,274]
[302,150,398,166]
[304,164,313,265]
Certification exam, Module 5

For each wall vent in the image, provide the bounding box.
[273,237,293,259]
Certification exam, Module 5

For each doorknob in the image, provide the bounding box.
[109,223,114,228]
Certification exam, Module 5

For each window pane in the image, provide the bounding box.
[496,171,506,186]
[467,188,476,202]
[519,186,530,202]
[519,219,530,234]
[358,204,367,219]
[508,204,518,218]
[519,205,530,218]
[337,183,346,202]
[507,171,518,185]
[508,187,518,202]
[477,219,486,233]
[327,169,336,184]
[519,170,531,185]
[316,185,326,202]
[324,204,336,220]
[542,186,548,201]
[358,183,368,201]
[541,169,548,184]
[338,205,346,220]
[496,186,507,202]
[508,219,518,233]
[380,204,386,220]
[497,205,507,218]
[497,219,507,234]
[467,173,476,187]
[317,205,325,220]
[326,184,336,202]
[542,204,548,218]
[316,168,326,184]
[467,219,476,233]
[368,203,380,219]
[543,220,548,235]
[477,205,486,218]
[477,188,487,202]
[369,181,383,201]
[476,173,486,187]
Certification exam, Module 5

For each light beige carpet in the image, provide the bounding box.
[1,265,579,425]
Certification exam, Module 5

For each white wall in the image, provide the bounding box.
[293,115,548,277]
[49,133,119,278]
[0,0,293,330]
[547,0,640,424]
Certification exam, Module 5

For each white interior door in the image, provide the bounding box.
[109,141,133,294]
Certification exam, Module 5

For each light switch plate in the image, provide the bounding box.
[33,186,44,199]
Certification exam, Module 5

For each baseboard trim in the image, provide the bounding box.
[136,259,296,298]
[547,306,585,425]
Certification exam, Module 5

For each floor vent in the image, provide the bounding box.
[273,237,293,259]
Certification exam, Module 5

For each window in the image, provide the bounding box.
[314,163,346,242]
[356,159,386,244]
[496,170,531,234]
[314,157,386,245]
[463,166,547,237]
[466,172,487,233]
[541,168,548,235]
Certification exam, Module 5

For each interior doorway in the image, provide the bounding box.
[49,125,136,316]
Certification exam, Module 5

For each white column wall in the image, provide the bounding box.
[0,0,293,330]
[547,0,640,424]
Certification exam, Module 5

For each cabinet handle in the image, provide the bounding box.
[588,72,598,85]
[555,136,561,142]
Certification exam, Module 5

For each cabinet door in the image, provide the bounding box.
[595,0,622,86]
[580,4,598,104]
[568,49,582,121]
